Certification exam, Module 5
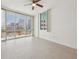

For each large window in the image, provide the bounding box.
[1,9,33,40]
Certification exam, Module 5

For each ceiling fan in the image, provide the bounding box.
[24,0,43,10]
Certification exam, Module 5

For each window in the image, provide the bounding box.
[6,11,16,39]
[1,10,6,40]
[40,11,48,31]
[15,13,26,37]
[1,9,33,40]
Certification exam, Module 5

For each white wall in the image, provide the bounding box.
[34,14,39,37]
[34,0,77,49]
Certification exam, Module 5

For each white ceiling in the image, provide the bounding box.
[1,0,55,15]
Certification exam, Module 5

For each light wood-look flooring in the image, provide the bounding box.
[1,37,77,59]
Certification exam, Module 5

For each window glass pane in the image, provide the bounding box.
[26,16,32,35]
[6,11,16,39]
[1,10,6,40]
[15,13,26,37]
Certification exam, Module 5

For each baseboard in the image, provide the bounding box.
[38,37,77,50]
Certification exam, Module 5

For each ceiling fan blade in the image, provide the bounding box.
[24,2,32,6]
[36,4,43,7]
[32,6,34,10]
[33,0,41,3]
